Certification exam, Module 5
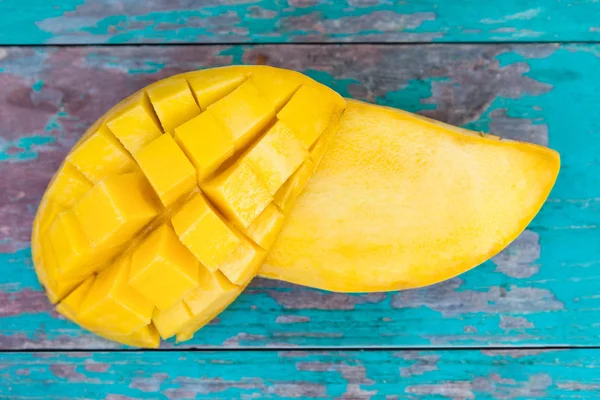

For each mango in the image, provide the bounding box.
[31,66,559,348]
[261,101,561,292]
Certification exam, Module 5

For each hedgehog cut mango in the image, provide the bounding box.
[32,66,346,346]
[32,66,560,348]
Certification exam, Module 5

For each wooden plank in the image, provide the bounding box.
[1,0,599,45]
[1,349,599,398]
[0,44,599,349]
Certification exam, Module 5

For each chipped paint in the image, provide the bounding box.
[492,230,541,278]
[1,350,599,398]
[1,1,600,44]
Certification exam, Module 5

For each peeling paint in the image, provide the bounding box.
[2,1,599,44]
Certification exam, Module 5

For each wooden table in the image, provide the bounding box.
[1,1,599,398]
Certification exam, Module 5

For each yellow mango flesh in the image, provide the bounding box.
[260,100,560,292]
[32,66,345,347]
[31,67,559,348]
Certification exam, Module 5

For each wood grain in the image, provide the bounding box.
[1,43,599,349]
[1,0,599,45]
[1,349,599,399]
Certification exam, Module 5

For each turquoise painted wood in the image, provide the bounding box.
[1,44,599,349]
[0,0,599,45]
[1,349,600,398]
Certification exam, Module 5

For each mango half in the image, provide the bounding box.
[31,66,559,347]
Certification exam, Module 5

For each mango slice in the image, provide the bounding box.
[261,100,560,291]
[31,67,559,348]
[32,66,345,347]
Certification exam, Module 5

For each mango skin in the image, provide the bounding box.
[260,100,560,292]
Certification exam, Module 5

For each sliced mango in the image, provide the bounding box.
[32,66,558,349]
[261,100,560,292]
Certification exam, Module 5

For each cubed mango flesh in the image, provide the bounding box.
[174,111,234,183]
[278,85,338,149]
[31,66,348,347]
[130,224,200,311]
[242,203,285,249]
[147,78,200,133]
[106,92,163,154]
[74,172,160,248]
[207,79,275,150]
[187,70,247,110]
[245,121,308,195]
[67,126,136,183]
[135,134,197,206]
[171,193,241,272]
[78,257,154,335]
[202,160,272,228]
[45,163,92,208]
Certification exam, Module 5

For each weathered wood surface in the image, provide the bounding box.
[1,349,599,399]
[1,44,598,350]
[1,0,600,45]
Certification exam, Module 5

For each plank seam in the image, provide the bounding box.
[1,345,598,353]
[0,41,600,48]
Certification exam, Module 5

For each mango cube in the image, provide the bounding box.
[218,240,266,286]
[135,134,197,206]
[171,193,241,272]
[67,126,136,183]
[188,71,247,110]
[245,121,308,195]
[178,269,241,342]
[48,211,116,279]
[243,203,285,249]
[39,236,83,304]
[277,85,335,148]
[152,301,192,340]
[202,160,272,228]
[273,160,315,213]
[56,275,95,322]
[251,70,300,111]
[46,163,92,208]
[58,274,159,348]
[207,80,274,150]
[174,112,235,183]
[74,172,160,248]
[148,78,200,133]
[106,92,163,154]
[130,224,200,311]
[109,324,159,348]
[79,257,154,335]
